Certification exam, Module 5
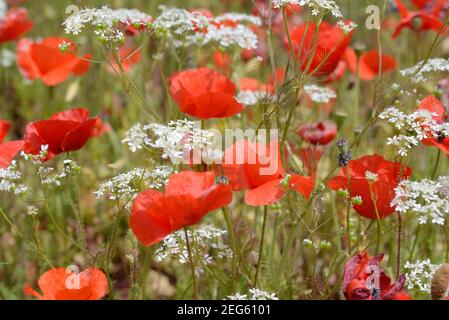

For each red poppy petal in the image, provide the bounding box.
[0,140,24,168]
[50,107,90,122]
[0,120,11,143]
[289,175,314,199]
[130,190,174,246]
[61,118,97,152]
[37,268,69,299]
[165,170,214,197]
[245,179,285,206]
[418,96,445,122]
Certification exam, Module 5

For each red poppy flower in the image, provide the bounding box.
[287,22,354,77]
[169,68,243,119]
[393,0,445,38]
[0,120,23,168]
[212,50,232,74]
[108,45,141,74]
[298,146,324,177]
[343,252,408,300]
[239,77,274,94]
[328,154,411,220]
[221,140,314,206]
[418,95,449,157]
[0,8,33,44]
[325,59,347,83]
[16,37,91,86]
[411,0,448,12]
[23,107,104,160]
[298,121,337,145]
[130,171,233,246]
[24,267,108,300]
[344,48,397,81]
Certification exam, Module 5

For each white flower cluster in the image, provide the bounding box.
[155,226,232,276]
[214,13,261,26]
[0,161,27,195]
[379,106,449,157]
[272,0,342,18]
[400,58,449,83]
[0,0,7,18]
[195,24,258,50]
[0,49,15,68]
[337,20,357,33]
[62,6,152,43]
[20,145,49,165]
[236,89,273,106]
[37,159,81,188]
[95,166,173,204]
[404,259,439,293]
[122,120,215,164]
[304,85,337,103]
[227,288,279,300]
[153,6,209,36]
[392,176,449,225]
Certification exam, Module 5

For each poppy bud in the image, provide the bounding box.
[431,263,449,300]
[216,175,229,185]
[337,188,349,198]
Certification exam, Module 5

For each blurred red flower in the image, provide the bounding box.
[298,121,337,145]
[0,8,33,44]
[169,68,243,119]
[0,120,23,168]
[393,0,445,38]
[418,95,449,157]
[222,140,313,206]
[24,268,108,300]
[108,45,141,74]
[23,108,105,160]
[343,252,409,300]
[16,37,91,86]
[328,154,411,220]
[345,48,397,81]
[287,21,354,77]
[130,171,233,246]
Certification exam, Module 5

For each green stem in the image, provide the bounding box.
[254,206,268,287]
[222,207,238,291]
[184,228,198,299]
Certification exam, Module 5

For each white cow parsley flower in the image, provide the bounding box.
[404,260,440,293]
[272,0,342,18]
[37,159,81,188]
[95,166,173,203]
[122,120,215,164]
[194,24,258,50]
[62,6,151,44]
[337,20,357,33]
[0,161,27,195]
[392,177,449,225]
[0,49,15,68]
[304,85,337,103]
[155,226,232,276]
[379,106,449,157]
[0,0,6,18]
[227,288,279,300]
[153,6,209,36]
[400,58,449,83]
[214,13,261,26]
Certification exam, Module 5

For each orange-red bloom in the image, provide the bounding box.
[24,267,108,300]
[23,107,105,160]
[345,48,397,81]
[393,0,445,38]
[0,8,32,44]
[169,68,243,119]
[418,95,449,157]
[328,154,411,220]
[222,140,314,206]
[130,171,233,246]
[287,22,353,77]
[108,45,141,74]
[343,252,408,300]
[298,121,337,145]
[16,37,91,86]
[0,120,23,168]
